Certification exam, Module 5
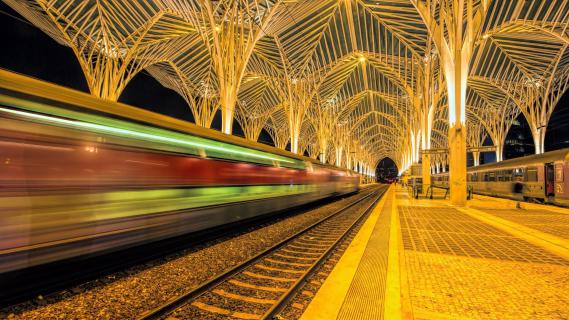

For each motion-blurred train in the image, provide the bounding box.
[431,149,569,206]
[0,70,359,273]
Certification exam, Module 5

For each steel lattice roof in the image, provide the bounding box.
[5,0,569,171]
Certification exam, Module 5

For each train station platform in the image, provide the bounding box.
[301,185,569,320]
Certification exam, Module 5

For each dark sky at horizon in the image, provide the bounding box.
[1,2,567,174]
[376,157,398,182]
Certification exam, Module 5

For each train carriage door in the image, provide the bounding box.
[545,163,555,197]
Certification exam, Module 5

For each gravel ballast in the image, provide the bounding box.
[1,190,371,320]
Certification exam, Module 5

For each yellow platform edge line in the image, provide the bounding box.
[456,206,569,260]
[300,185,392,320]
[472,194,569,215]
[388,188,413,320]
[384,188,403,320]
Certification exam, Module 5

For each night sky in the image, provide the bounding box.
[0,2,277,144]
[376,158,398,182]
[1,2,567,177]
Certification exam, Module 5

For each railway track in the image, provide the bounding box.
[137,185,387,320]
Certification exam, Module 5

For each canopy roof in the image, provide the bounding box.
[6,0,569,171]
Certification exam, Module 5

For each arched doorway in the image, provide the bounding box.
[503,114,535,160]
[375,158,398,183]
[545,89,569,152]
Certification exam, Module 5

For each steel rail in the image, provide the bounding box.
[262,186,386,319]
[137,186,386,320]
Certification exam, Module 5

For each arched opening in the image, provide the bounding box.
[481,135,496,164]
[467,135,495,166]
[375,157,398,183]
[545,89,569,152]
[119,72,194,123]
[231,119,245,138]
[209,109,223,131]
[257,128,275,147]
[503,113,535,160]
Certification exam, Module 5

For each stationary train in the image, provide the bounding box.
[0,70,359,273]
[431,149,569,206]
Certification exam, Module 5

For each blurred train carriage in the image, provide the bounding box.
[0,70,360,273]
[432,149,569,206]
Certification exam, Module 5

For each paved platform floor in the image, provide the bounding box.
[301,185,569,320]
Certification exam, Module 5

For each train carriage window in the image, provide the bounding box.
[513,168,524,182]
[497,172,504,181]
[488,172,496,182]
[504,170,512,182]
[526,168,538,182]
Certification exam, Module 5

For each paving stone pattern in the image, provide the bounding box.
[399,205,569,265]
[398,200,569,319]
[473,208,569,240]
[405,251,569,320]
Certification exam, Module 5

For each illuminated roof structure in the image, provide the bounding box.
[5,0,569,186]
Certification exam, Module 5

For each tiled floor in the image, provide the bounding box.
[405,251,569,320]
[471,207,569,239]
[303,186,569,320]
[399,205,568,264]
